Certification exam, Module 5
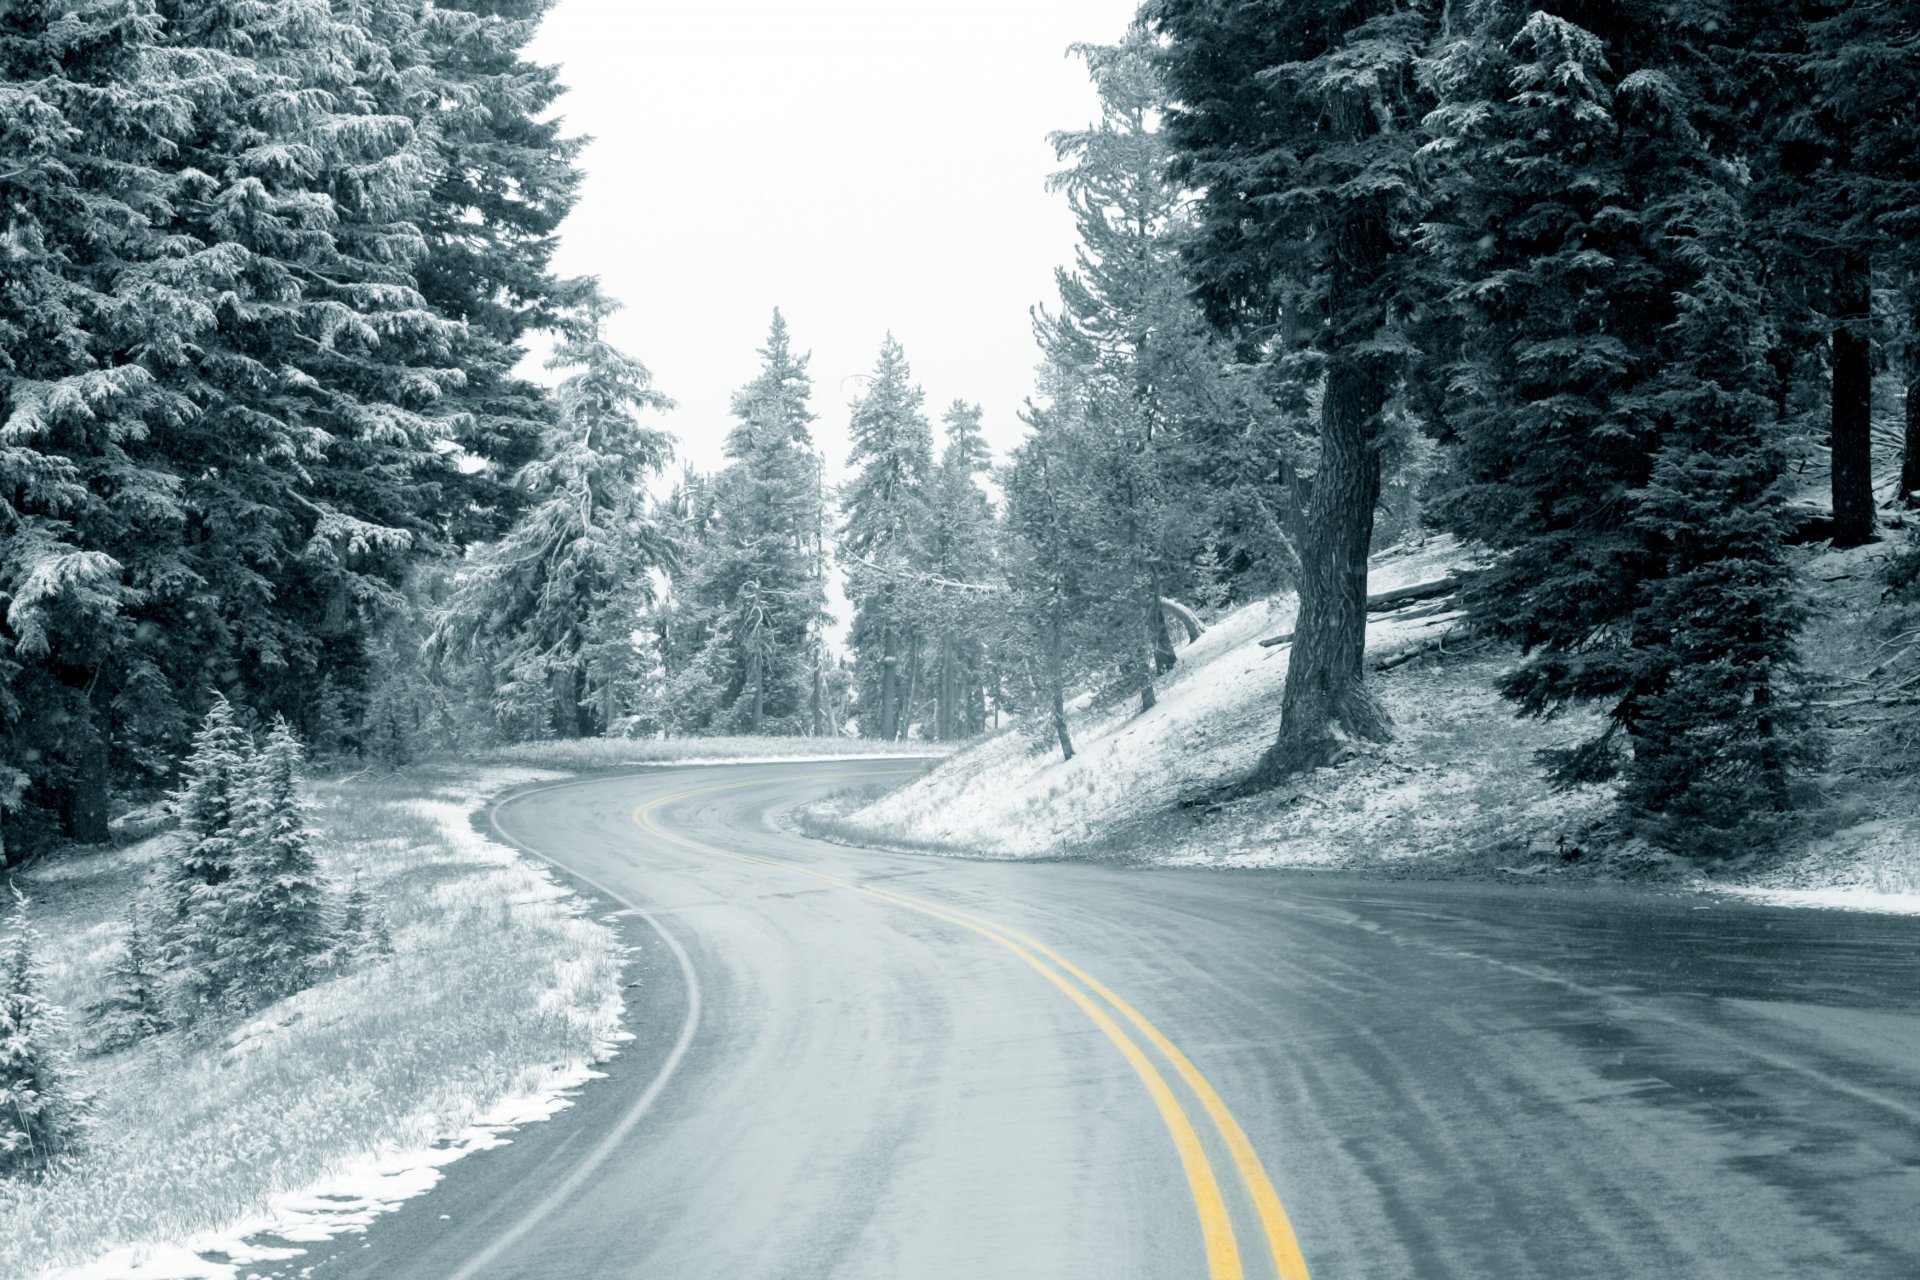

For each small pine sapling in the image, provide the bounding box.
[0,888,88,1178]
[223,718,335,1014]
[337,873,394,964]
[156,694,255,1022]
[82,909,170,1054]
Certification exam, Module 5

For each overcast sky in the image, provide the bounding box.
[527,0,1142,484]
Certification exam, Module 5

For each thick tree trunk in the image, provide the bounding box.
[1903,377,1920,504]
[1831,253,1875,547]
[1249,357,1391,785]
[1147,569,1177,675]
[1047,621,1074,762]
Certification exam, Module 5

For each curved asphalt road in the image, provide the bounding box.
[298,761,1920,1280]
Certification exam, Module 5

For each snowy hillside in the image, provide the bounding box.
[810,537,1614,868]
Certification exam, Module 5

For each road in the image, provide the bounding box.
[302,760,1920,1280]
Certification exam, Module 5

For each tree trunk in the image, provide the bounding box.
[748,652,765,733]
[897,640,921,742]
[1831,253,1875,547]
[1903,376,1920,504]
[65,695,112,845]
[809,656,825,737]
[879,633,899,741]
[1147,569,1177,674]
[935,633,956,741]
[1248,357,1391,785]
[1047,617,1074,762]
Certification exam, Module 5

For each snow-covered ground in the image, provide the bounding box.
[6,768,627,1280]
[806,536,1920,914]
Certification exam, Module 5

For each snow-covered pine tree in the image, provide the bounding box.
[430,294,674,739]
[1425,3,1815,839]
[1037,31,1261,695]
[82,909,169,1055]
[0,0,198,850]
[155,694,254,1019]
[337,872,393,963]
[668,312,830,734]
[1619,69,1817,839]
[1151,0,1433,783]
[1000,402,1094,762]
[221,717,333,1012]
[839,336,936,741]
[413,0,591,549]
[925,401,998,740]
[0,887,86,1177]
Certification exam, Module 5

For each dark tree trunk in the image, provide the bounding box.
[897,641,921,742]
[809,658,825,737]
[1147,569,1177,675]
[1831,253,1875,546]
[1903,377,1920,504]
[65,694,112,845]
[1249,357,1391,785]
[878,633,899,741]
[1047,621,1074,762]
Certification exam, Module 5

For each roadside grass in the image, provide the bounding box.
[1,764,623,1278]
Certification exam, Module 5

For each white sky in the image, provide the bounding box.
[527,0,1142,483]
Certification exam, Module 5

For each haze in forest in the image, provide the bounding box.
[528,0,1141,480]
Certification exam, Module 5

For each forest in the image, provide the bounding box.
[5,0,1920,869]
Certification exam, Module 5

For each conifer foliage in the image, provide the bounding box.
[0,887,86,1177]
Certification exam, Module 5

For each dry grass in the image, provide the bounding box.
[1,764,623,1278]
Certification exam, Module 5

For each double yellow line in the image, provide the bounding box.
[632,774,1311,1280]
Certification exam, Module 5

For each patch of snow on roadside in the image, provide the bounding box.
[1720,887,1920,916]
[39,767,624,1280]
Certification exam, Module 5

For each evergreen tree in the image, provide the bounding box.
[925,401,998,739]
[668,312,829,733]
[1425,3,1813,836]
[223,717,332,1011]
[0,0,196,849]
[337,872,393,963]
[430,296,674,738]
[1000,407,1093,761]
[155,694,253,1018]
[0,887,86,1177]
[839,336,936,740]
[82,908,169,1055]
[1152,0,1433,783]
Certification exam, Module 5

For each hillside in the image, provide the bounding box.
[804,532,1920,910]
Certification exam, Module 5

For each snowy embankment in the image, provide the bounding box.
[809,537,1612,869]
[3,766,625,1280]
[807,537,1920,914]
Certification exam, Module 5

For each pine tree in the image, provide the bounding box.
[1151,0,1433,783]
[1000,407,1092,762]
[925,401,998,740]
[1425,3,1815,837]
[0,0,197,848]
[337,873,393,963]
[222,717,332,1012]
[430,295,674,738]
[668,311,829,734]
[82,909,169,1055]
[839,336,936,740]
[156,694,253,1019]
[0,887,86,1177]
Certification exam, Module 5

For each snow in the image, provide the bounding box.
[34,765,628,1280]
[1721,887,1920,916]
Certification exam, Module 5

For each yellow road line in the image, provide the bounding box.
[626,773,1309,1279]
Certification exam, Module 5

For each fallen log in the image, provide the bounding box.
[1259,575,1463,648]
